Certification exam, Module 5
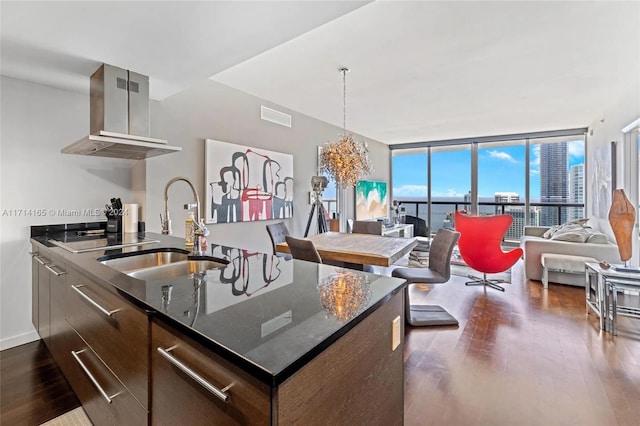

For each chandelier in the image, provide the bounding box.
[319,67,372,188]
[318,270,372,323]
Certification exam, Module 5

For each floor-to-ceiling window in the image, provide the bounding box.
[391,148,428,221]
[478,140,526,240]
[391,129,586,241]
[430,145,471,235]
[529,135,585,227]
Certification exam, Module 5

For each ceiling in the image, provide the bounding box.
[2,1,638,145]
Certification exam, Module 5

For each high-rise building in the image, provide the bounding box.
[504,205,540,241]
[568,163,585,221]
[540,142,568,226]
[495,192,521,238]
[494,192,519,214]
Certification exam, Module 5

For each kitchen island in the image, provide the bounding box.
[30,223,406,425]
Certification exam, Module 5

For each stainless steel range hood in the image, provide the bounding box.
[62,64,181,160]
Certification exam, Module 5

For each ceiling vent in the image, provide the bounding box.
[261,105,292,128]
[62,63,181,160]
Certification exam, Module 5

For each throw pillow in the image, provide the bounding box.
[568,217,589,226]
[549,224,593,242]
[586,232,609,244]
[543,225,561,239]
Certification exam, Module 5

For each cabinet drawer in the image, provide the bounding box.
[66,267,149,408]
[61,324,147,426]
[48,253,67,364]
[151,319,270,425]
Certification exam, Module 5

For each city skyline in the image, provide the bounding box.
[392,140,585,199]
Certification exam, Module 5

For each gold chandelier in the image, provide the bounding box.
[318,270,372,323]
[319,67,372,188]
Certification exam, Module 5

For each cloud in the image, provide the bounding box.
[392,184,428,197]
[530,144,540,168]
[487,150,517,163]
[567,140,585,160]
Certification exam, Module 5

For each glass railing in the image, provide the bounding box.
[396,200,585,243]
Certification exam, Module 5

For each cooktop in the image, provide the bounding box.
[50,232,159,253]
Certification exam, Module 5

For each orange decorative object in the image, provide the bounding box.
[608,188,635,262]
[454,211,524,292]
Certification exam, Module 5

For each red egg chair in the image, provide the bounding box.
[454,211,523,292]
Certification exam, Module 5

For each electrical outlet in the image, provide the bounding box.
[391,316,401,351]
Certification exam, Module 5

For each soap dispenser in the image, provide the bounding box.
[185,211,195,246]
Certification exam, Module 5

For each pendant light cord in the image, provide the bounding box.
[340,67,350,136]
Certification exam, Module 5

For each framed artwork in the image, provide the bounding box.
[205,139,293,224]
[355,180,388,220]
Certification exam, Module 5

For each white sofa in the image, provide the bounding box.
[520,218,621,286]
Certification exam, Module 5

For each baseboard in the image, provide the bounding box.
[0,330,40,351]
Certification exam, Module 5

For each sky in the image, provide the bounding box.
[392,140,585,200]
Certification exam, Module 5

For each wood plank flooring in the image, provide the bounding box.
[404,260,640,426]
[1,339,79,425]
[1,259,639,425]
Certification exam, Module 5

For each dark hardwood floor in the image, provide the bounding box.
[404,260,640,426]
[1,339,79,425]
[2,260,639,425]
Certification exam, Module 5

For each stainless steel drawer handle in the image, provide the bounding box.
[44,264,66,276]
[71,349,121,404]
[157,346,230,402]
[32,254,47,265]
[71,284,121,317]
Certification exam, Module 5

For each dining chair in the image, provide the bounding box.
[403,215,429,238]
[266,222,291,257]
[285,236,322,264]
[391,228,460,326]
[352,220,383,235]
[454,211,523,291]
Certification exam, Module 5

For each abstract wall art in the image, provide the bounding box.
[355,180,388,220]
[590,144,612,218]
[205,139,294,224]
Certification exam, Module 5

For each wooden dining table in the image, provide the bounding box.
[276,231,418,267]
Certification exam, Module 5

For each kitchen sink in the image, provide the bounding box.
[99,248,228,280]
[100,249,190,272]
[126,259,226,280]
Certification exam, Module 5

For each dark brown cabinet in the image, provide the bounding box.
[151,320,271,425]
[31,247,66,354]
[151,291,404,426]
[59,325,147,426]
[63,265,149,424]
[66,266,149,409]
[31,239,405,425]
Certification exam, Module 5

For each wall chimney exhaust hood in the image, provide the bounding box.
[62,64,181,160]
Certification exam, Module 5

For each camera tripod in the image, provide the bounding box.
[304,193,328,237]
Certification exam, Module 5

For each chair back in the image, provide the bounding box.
[266,222,290,254]
[404,215,429,237]
[428,228,461,281]
[285,236,322,264]
[352,220,383,235]
[454,211,523,274]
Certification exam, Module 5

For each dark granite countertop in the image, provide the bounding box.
[30,223,406,387]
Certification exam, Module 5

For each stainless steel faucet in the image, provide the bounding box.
[161,176,209,255]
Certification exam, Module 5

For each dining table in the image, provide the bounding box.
[275,231,417,268]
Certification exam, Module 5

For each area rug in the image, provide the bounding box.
[40,407,91,426]
[408,304,459,326]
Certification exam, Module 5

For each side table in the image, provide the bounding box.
[585,263,607,330]
[585,262,640,334]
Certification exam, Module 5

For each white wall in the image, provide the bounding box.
[0,76,389,349]
[146,79,389,254]
[0,76,135,349]
[586,87,640,264]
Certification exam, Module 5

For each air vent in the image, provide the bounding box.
[261,106,292,128]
